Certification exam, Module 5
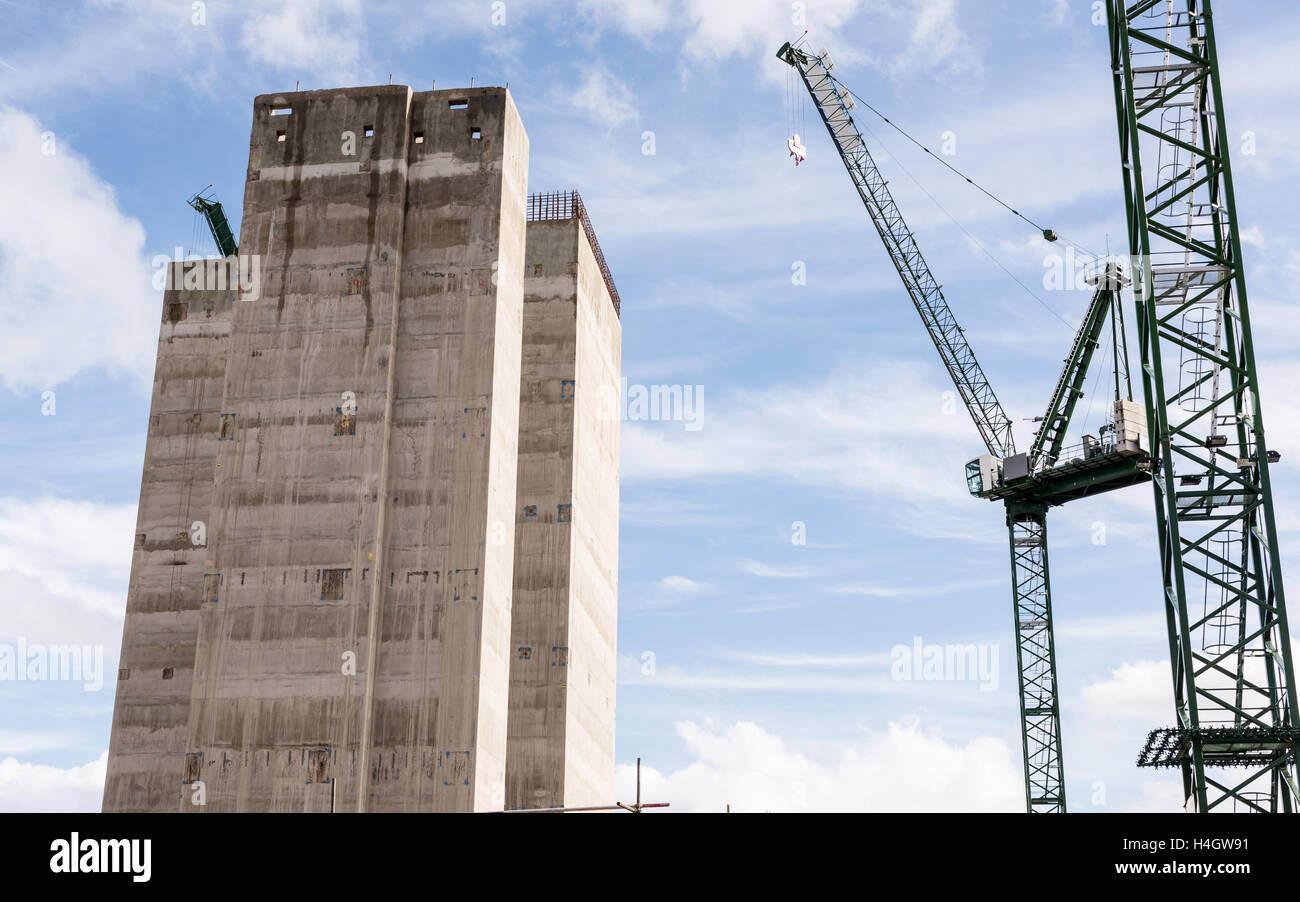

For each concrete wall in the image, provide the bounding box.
[102,270,236,812]
[364,87,527,812]
[505,217,620,809]
[565,219,621,806]
[182,85,414,813]
[104,87,622,815]
[104,85,530,813]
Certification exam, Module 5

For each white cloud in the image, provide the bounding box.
[1079,659,1171,721]
[564,65,640,131]
[1125,778,1187,813]
[1255,360,1300,457]
[677,0,862,67]
[829,574,1005,598]
[0,729,83,757]
[1043,0,1071,27]
[620,360,988,532]
[621,653,898,692]
[620,497,735,528]
[239,0,367,86]
[0,0,222,103]
[616,718,1021,811]
[576,0,676,39]
[827,582,923,598]
[738,558,812,579]
[619,650,1009,698]
[659,575,708,594]
[0,106,158,393]
[871,0,979,83]
[0,751,106,812]
[646,0,978,86]
[0,497,135,649]
[721,649,890,668]
[625,574,717,615]
[1055,612,1167,644]
[385,0,525,61]
[573,0,978,92]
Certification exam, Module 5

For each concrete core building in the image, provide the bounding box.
[507,194,621,810]
[103,85,620,813]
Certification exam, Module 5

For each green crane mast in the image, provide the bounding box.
[778,41,1151,813]
[1110,0,1300,812]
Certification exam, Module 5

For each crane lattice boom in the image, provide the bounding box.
[777,42,1015,459]
[780,37,1152,815]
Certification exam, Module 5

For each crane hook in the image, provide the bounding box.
[787,134,806,166]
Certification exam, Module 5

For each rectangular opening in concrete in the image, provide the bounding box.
[271,107,291,116]
[449,98,468,109]
[413,132,424,144]
[334,407,356,436]
[364,124,374,138]
[471,128,482,140]
[307,749,330,784]
[320,568,347,601]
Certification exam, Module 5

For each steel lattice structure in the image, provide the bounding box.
[778,47,1016,460]
[1109,0,1300,812]
[1006,504,1066,812]
[777,42,1085,812]
[780,0,1292,812]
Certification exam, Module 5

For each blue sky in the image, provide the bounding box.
[2,0,1299,812]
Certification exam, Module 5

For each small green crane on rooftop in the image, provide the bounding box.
[187,184,238,258]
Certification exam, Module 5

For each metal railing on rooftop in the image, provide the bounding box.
[1036,432,1119,475]
[526,190,621,317]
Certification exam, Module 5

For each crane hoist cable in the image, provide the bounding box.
[784,53,1099,331]
[857,119,1076,331]
[779,41,1017,457]
[839,83,1105,260]
[819,77,1107,267]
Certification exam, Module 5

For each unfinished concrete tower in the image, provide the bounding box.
[506,193,621,810]
[101,274,238,811]
[104,84,531,812]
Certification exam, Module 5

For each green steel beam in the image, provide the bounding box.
[1029,281,1120,470]
[1109,0,1299,813]
[1019,457,1149,506]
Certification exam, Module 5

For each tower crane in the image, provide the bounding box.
[779,0,1298,814]
[1109,0,1299,813]
[778,38,1149,812]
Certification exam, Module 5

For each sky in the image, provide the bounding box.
[1,0,1299,813]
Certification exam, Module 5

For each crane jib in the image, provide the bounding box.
[779,43,1015,459]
